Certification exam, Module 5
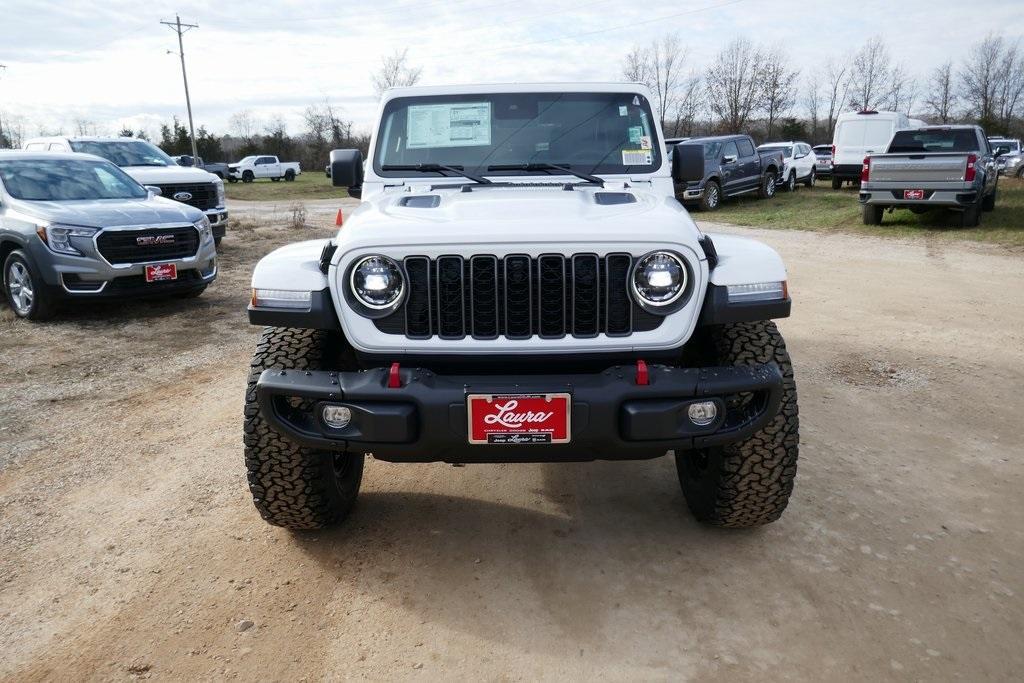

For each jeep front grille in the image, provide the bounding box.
[96,227,200,265]
[373,254,663,339]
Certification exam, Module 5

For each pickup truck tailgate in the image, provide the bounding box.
[868,154,970,183]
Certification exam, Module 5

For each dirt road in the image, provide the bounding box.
[1,214,1022,681]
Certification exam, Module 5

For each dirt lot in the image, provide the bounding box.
[1,206,1023,681]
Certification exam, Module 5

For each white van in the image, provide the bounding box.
[830,111,921,188]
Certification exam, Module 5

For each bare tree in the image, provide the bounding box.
[705,37,764,132]
[760,58,800,138]
[849,36,892,110]
[924,62,957,123]
[622,45,651,85]
[621,33,688,130]
[671,73,705,138]
[372,48,423,97]
[995,39,1024,133]
[822,60,852,137]
[228,110,260,145]
[804,71,823,141]
[959,33,1005,130]
[887,64,917,114]
[74,117,98,136]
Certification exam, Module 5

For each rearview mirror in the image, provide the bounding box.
[330,149,364,198]
[671,144,705,183]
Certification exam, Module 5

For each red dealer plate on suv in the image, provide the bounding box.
[904,189,925,200]
[144,263,177,282]
[467,393,571,445]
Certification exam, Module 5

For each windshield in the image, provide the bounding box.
[68,140,174,167]
[374,92,662,178]
[991,139,1020,152]
[888,129,980,153]
[760,145,793,158]
[0,158,148,200]
[237,156,256,164]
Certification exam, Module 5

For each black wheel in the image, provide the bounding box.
[804,168,816,188]
[982,187,997,212]
[700,180,722,211]
[675,321,799,528]
[862,204,884,225]
[784,171,797,192]
[758,172,777,199]
[3,250,56,320]
[959,201,981,228]
[831,177,842,190]
[284,170,296,182]
[242,171,254,183]
[243,327,364,530]
[173,285,207,299]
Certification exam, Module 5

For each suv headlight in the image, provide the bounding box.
[36,224,99,256]
[350,255,404,310]
[631,251,687,308]
[193,216,213,244]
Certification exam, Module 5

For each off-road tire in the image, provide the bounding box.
[959,201,981,228]
[831,177,842,190]
[863,204,884,225]
[700,180,721,211]
[804,168,816,188]
[758,171,777,199]
[981,187,997,212]
[676,321,799,528]
[243,327,364,529]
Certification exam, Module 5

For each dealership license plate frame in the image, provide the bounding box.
[466,392,571,445]
[144,263,178,283]
[903,189,925,200]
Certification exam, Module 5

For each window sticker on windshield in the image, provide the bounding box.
[619,105,628,117]
[639,135,652,150]
[622,149,653,165]
[628,126,643,144]
[407,102,491,148]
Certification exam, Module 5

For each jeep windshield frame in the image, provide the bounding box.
[372,91,663,180]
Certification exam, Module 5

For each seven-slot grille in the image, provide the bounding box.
[377,254,664,340]
[96,226,200,265]
[153,182,219,210]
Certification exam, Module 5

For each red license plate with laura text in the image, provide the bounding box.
[467,393,571,445]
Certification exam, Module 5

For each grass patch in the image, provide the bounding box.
[702,176,1024,248]
[224,171,348,201]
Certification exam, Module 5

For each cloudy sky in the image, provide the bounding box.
[1,0,1021,140]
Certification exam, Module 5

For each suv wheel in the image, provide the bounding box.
[676,321,799,527]
[981,187,997,212]
[700,180,721,211]
[243,327,364,529]
[284,170,296,181]
[785,171,797,192]
[804,168,816,188]
[3,250,56,320]
[959,201,981,228]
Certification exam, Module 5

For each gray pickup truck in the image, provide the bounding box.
[860,125,1000,228]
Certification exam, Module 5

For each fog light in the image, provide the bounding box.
[687,401,718,427]
[322,405,352,429]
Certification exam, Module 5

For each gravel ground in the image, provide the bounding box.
[0,210,1022,681]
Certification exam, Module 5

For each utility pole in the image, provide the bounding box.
[161,16,200,160]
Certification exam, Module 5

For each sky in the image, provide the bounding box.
[1,0,1022,141]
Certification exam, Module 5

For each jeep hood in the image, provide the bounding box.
[336,185,702,252]
[121,165,219,185]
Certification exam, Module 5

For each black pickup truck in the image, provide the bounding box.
[671,135,784,211]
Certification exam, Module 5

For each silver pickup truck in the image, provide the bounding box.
[860,125,1000,228]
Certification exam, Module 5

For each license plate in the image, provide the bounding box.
[904,189,925,200]
[467,393,571,445]
[144,263,177,282]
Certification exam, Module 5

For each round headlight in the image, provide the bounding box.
[631,251,687,307]
[350,255,404,309]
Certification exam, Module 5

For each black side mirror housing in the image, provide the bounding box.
[179,155,194,167]
[671,144,705,183]
[330,149,364,198]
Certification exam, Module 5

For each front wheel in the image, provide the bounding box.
[284,170,296,182]
[784,171,797,192]
[982,187,997,212]
[676,321,799,527]
[243,327,364,529]
[959,201,981,228]
[804,168,816,188]
[242,171,254,183]
[3,250,56,320]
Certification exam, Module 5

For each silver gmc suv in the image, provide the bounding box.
[0,151,217,320]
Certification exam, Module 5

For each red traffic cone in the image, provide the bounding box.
[335,209,344,226]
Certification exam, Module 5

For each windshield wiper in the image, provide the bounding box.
[486,163,604,186]
[381,163,491,184]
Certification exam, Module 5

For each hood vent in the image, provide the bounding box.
[400,195,441,208]
[593,192,636,205]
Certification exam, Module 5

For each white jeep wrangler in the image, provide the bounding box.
[244,83,799,530]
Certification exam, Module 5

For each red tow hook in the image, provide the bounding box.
[635,359,650,386]
[387,362,402,388]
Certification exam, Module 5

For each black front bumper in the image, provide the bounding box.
[256,363,784,463]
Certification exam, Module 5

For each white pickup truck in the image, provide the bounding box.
[242,82,799,532]
[226,155,301,183]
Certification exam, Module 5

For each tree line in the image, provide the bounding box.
[624,32,1024,144]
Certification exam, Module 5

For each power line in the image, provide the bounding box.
[161,16,200,160]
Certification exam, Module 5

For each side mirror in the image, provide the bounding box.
[671,144,705,183]
[144,185,162,196]
[722,154,737,164]
[178,156,194,167]
[330,149,364,198]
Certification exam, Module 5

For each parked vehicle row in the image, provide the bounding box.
[673,134,784,210]
[0,151,218,319]
[24,136,228,244]
[226,155,301,183]
[757,141,817,191]
[830,110,922,188]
